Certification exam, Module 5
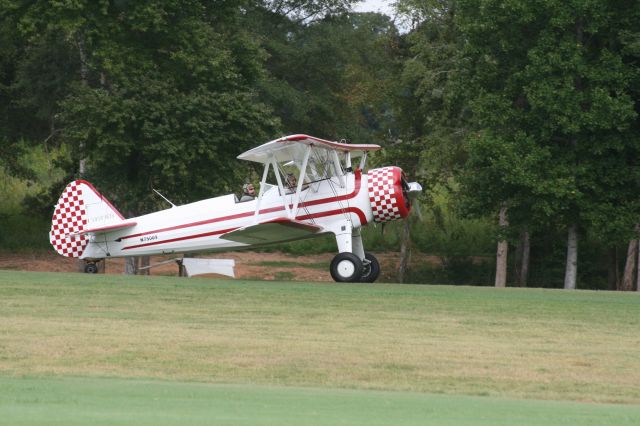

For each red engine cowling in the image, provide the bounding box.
[366,166,412,223]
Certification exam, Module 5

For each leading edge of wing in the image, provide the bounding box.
[220,217,322,245]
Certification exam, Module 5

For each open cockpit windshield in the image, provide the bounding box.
[238,134,381,220]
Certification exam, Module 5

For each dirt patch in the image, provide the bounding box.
[0,250,443,282]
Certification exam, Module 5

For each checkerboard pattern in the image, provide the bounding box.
[49,181,89,257]
[367,167,402,223]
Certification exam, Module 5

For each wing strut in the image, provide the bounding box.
[253,160,272,224]
[271,157,292,219]
[331,150,345,188]
[291,145,312,217]
[359,152,368,170]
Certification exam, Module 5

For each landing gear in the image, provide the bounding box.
[330,224,382,283]
[329,252,380,283]
[330,252,363,282]
[84,262,98,274]
[359,252,380,283]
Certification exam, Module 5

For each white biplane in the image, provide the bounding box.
[50,134,421,282]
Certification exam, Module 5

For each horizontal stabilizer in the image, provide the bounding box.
[221,218,321,245]
[72,220,137,236]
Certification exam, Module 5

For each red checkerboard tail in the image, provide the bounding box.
[49,180,124,258]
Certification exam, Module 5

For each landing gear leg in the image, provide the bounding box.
[330,225,380,283]
[350,228,381,283]
[330,223,361,282]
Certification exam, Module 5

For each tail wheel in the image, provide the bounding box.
[330,253,363,282]
[84,262,98,274]
[360,252,380,283]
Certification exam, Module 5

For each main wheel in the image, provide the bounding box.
[84,263,98,274]
[330,252,363,282]
[359,252,380,283]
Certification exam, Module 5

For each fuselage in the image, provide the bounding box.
[82,170,371,259]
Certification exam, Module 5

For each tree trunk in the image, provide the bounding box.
[124,257,138,275]
[138,256,150,276]
[518,229,530,287]
[514,232,523,286]
[124,209,139,275]
[563,224,578,289]
[494,205,508,288]
[76,31,88,177]
[607,247,619,291]
[74,31,88,274]
[621,239,637,291]
[397,220,411,283]
[637,240,640,292]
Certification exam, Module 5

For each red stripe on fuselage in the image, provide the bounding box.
[121,211,253,240]
[123,227,238,250]
[121,170,363,241]
[296,207,366,224]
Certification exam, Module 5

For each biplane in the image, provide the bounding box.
[50,134,421,282]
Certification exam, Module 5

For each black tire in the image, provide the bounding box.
[360,252,380,283]
[330,252,363,283]
[84,263,98,274]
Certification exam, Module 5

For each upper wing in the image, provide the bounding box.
[237,134,381,164]
[220,217,322,245]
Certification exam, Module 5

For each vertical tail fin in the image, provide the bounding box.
[49,180,124,258]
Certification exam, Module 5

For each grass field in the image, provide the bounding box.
[0,270,639,424]
[3,377,640,426]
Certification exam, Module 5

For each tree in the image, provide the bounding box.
[248,7,401,144]
[11,0,278,214]
[2,1,280,272]
[0,2,80,179]
[263,0,358,23]
[457,0,640,289]
[387,0,467,282]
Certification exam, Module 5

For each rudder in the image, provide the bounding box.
[49,180,124,258]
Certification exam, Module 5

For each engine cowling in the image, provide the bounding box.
[366,166,412,223]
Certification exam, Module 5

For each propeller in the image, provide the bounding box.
[401,174,423,220]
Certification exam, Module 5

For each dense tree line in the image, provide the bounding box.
[1,0,638,289]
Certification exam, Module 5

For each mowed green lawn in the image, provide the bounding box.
[0,270,639,425]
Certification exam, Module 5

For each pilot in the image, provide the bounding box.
[239,183,256,202]
[285,173,309,194]
[286,173,297,191]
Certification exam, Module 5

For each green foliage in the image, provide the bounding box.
[3,0,279,214]
[0,164,30,216]
[391,0,468,190]
[0,214,50,251]
[263,0,358,23]
[251,9,401,143]
[456,0,640,243]
[0,142,69,251]
[405,258,494,286]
